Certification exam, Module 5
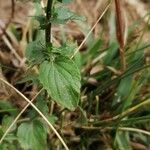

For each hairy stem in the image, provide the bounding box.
[46,0,53,46]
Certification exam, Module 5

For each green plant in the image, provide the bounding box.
[0,0,150,149]
[0,0,83,149]
[27,0,82,110]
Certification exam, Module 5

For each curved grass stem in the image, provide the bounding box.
[77,126,150,137]
[0,88,43,144]
[70,1,111,59]
[0,78,69,150]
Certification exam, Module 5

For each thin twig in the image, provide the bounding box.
[0,78,69,150]
[70,1,111,59]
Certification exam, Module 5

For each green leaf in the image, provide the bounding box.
[17,119,47,150]
[39,56,81,110]
[52,7,85,24]
[53,7,73,24]
[56,43,77,57]
[25,40,45,64]
[52,43,81,68]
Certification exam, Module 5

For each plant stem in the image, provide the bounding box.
[114,0,126,71]
[46,0,53,46]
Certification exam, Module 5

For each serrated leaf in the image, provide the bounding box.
[55,43,77,57]
[52,7,85,24]
[53,7,74,24]
[39,56,81,110]
[17,120,47,150]
[52,43,81,68]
